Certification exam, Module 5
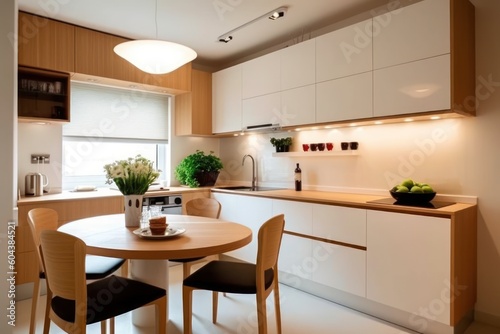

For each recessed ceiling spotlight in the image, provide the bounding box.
[430,116,441,120]
[374,121,383,125]
[404,118,414,122]
[219,36,233,43]
[269,11,285,20]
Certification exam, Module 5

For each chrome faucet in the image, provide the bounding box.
[242,154,256,190]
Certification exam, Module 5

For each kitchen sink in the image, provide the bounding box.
[214,186,284,192]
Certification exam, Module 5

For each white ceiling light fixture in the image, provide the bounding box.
[114,0,197,74]
[218,6,288,43]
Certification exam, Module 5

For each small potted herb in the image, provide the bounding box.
[270,137,293,152]
[174,150,223,188]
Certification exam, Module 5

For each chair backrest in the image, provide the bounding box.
[185,197,221,219]
[27,208,59,273]
[40,230,87,325]
[256,214,285,275]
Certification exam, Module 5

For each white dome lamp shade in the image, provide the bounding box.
[114,40,197,75]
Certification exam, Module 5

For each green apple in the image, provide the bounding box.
[400,179,414,189]
[396,186,409,193]
[410,186,423,193]
[422,185,434,193]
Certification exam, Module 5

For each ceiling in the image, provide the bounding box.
[19,0,398,70]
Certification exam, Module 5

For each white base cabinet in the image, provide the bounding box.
[366,210,451,325]
[310,241,366,297]
[211,190,476,333]
[211,193,273,262]
[272,199,367,297]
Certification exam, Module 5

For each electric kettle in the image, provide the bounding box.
[25,172,49,196]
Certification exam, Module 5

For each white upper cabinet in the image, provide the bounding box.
[373,0,450,70]
[281,85,316,126]
[316,71,372,122]
[242,86,315,128]
[374,54,450,117]
[316,19,373,82]
[211,0,474,134]
[280,39,316,90]
[241,92,281,129]
[212,64,242,133]
[242,51,281,99]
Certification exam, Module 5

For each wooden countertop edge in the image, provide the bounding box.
[17,187,210,205]
[211,188,476,218]
[17,186,476,218]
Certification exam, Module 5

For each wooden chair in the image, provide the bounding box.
[27,208,127,334]
[182,214,285,334]
[39,230,167,334]
[170,197,222,279]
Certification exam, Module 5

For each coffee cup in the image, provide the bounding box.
[341,142,349,150]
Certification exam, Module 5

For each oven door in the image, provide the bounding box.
[162,205,182,215]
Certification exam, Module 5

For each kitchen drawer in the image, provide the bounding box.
[311,240,366,297]
[312,204,366,246]
[272,199,313,235]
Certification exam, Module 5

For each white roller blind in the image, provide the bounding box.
[64,82,169,141]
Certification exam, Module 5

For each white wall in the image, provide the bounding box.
[18,123,63,194]
[219,0,500,326]
[1,1,17,333]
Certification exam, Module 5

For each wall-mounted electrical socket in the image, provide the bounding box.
[31,154,50,164]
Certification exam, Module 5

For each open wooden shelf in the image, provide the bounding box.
[272,150,359,157]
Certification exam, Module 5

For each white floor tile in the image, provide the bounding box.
[14,264,499,334]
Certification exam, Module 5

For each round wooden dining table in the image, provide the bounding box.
[58,213,252,327]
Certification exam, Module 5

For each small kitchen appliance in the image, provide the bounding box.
[25,172,49,196]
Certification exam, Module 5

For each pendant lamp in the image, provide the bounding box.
[114,40,197,74]
[113,1,197,74]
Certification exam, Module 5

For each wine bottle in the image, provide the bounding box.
[294,163,302,191]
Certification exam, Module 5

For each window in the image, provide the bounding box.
[62,82,170,190]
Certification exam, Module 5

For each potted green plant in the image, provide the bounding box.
[174,150,223,188]
[270,137,293,152]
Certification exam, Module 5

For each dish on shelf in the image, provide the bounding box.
[133,227,186,239]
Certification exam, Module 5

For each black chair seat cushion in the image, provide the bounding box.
[51,275,165,324]
[84,255,126,280]
[183,261,274,294]
[39,256,125,280]
[170,256,205,263]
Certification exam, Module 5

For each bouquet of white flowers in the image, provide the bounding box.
[104,155,160,195]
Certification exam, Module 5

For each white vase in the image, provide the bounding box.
[124,194,143,227]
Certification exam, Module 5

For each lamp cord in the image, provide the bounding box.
[155,0,158,39]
